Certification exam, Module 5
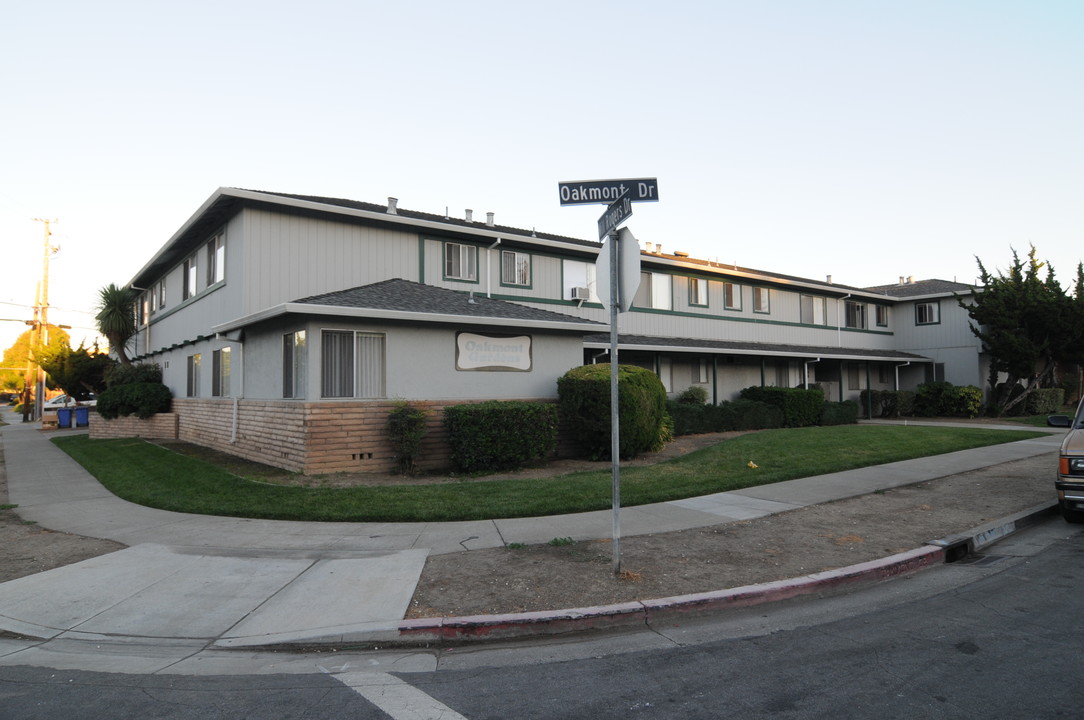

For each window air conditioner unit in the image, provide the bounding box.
[570,286,591,301]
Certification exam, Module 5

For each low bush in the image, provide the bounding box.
[1025,387,1065,415]
[95,382,173,420]
[667,398,783,435]
[443,401,558,473]
[820,400,859,426]
[387,402,429,475]
[106,363,162,387]
[676,385,709,405]
[739,386,824,427]
[557,364,669,459]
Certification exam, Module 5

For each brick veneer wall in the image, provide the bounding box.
[90,412,179,440]
[93,398,577,475]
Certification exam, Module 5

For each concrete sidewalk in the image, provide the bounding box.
[0,411,1064,654]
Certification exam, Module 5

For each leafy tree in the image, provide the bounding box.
[0,327,71,392]
[38,343,115,400]
[95,283,137,365]
[958,247,1084,416]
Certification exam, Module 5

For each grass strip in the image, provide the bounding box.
[52,425,1047,523]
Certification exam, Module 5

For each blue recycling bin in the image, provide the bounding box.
[75,406,90,427]
[56,408,73,428]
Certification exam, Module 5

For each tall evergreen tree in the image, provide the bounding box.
[959,247,1084,415]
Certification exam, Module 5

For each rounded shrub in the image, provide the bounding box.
[557,364,669,460]
[96,382,173,420]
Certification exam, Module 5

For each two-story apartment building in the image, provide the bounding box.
[110,188,983,474]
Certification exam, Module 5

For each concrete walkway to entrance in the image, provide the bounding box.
[0,409,1064,656]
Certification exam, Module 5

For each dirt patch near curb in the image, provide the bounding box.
[407,453,1054,617]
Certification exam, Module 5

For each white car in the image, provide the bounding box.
[41,394,97,410]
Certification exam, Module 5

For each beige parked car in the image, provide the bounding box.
[1048,399,1084,523]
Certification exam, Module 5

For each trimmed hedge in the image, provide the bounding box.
[914,381,983,418]
[739,386,824,427]
[387,402,429,475]
[1025,387,1066,415]
[443,401,558,473]
[106,363,162,386]
[667,398,784,435]
[557,364,669,460]
[95,382,173,420]
[820,400,859,426]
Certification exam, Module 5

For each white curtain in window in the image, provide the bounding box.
[322,330,354,397]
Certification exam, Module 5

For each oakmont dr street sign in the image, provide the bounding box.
[558,178,659,205]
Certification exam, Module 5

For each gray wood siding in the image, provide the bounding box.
[243,208,419,311]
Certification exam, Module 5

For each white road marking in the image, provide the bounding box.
[335,671,469,720]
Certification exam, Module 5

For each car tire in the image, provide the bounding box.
[1060,502,1084,523]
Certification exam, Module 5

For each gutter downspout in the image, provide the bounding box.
[804,358,820,388]
[486,238,501,297]
[837,293,851,347]
[895,362,911,391]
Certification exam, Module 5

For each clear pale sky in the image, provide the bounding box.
[2,0,1081,353]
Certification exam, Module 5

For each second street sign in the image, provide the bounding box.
[597,193,633,239]
[558,177,659,206]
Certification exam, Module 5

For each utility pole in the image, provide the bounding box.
[25,218,57,422]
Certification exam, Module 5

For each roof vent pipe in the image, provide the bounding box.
[826,275,833,284]
[654,243,662,254]
[899,276,906,285]
[486,212,494,227]
[387,197,398,215]
[465,209,473,222]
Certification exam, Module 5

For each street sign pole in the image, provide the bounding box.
[559,176,658,576]
[608,228,621,575]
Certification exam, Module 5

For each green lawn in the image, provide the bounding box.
[51,425,1048,523]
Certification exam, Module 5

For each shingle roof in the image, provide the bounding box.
[863,278,976,298]
[294,278,605,326]
[252,191,600,249]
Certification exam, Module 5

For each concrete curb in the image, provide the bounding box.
[315,500,1061,650]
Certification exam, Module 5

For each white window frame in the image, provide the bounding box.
[916,301,940,325]
[320,329,386,399]
[562,259,598,302]
[689,277,707,307]
[182,254,198,300]
[212,347,231,397]
[500,249,531,287]
[186,353,201,397]
[845,301,866,329]
[724,282,741,310]
[444,242,478,282]
[800,294,827,325]
[282,330,307,399]
[206,232,225,287]
[636,272,673,310]
[753,287,770,314]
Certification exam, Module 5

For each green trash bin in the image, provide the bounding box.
[75,406,90,427]
[56,408,73,428]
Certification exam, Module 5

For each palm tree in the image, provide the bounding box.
[95,283,137,365]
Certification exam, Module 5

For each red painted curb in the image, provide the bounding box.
[395,545,945,645]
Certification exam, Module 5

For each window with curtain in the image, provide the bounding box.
[444,242,477,281]
[321,330,386,398]
[500,249,531,286]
